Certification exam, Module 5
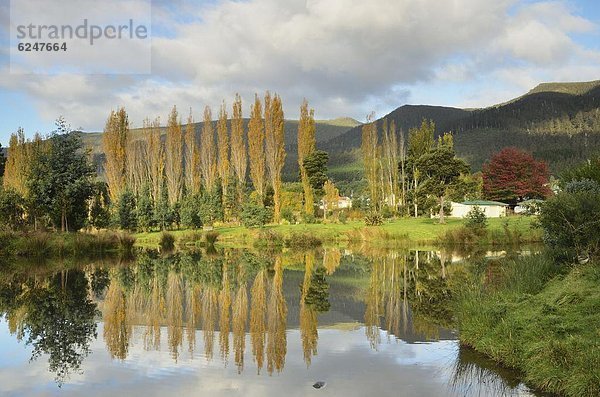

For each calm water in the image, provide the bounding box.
[0,248,538,396]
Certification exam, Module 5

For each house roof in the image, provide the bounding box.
[461,200,509,207]
[518,199,544,205]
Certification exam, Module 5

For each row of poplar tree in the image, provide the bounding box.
[0,94,338,232]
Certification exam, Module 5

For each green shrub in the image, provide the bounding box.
[539,190,600,258]
[464,205,488,235]
[301,212,317,224]
[241,202,272,228]
[281,207,296,224]
[0,188,26,230]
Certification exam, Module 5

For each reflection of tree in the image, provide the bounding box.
[299,251,318,366]
[185,283,201,355]
[104,276,131,360]
[166,271,183,361]
[266,257,287,375]
[322,248,341,275]
[365,259,382,348]
[304,267,331,312]
[250,269,267,373]
[144,274,164,351]
[22,271,98,386]
[219,265,231,362]
[202,287,218,361]
[232,265,248,373]
[409,251,453,335]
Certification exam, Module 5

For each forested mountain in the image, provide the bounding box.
[324,80,600,174]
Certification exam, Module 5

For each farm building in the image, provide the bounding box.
[448,200,509,218]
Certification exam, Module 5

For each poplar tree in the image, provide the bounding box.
[381,119,399,211]
[184,109,197,193]
[322,180,339,220]
[102,108,129,203]
[126,139,148,197]
[165,106,184,205]
[144,117,164,205]
[200,106,218,192]
[217,101,230,204]
[264,93,285,222]
[3,129,29,195]
[361,113,380,210]
[298,100,316,215]
[248,95,265,202]
[230,94,247,207]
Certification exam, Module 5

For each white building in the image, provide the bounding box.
[448,200,509,218]
[319,196,353,210]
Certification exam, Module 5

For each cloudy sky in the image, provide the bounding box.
[1,0,599,145]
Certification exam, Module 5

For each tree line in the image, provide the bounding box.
[0,95,337,232]
[360,117,553,222]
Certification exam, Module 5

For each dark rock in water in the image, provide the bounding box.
[313,381,326,389]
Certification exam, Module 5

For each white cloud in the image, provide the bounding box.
[2,0,599,132]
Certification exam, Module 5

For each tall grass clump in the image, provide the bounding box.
[118,232,136,254]
[14,232,52,257]
[284,232,322,249]
[455,254,599,397]
[159,232,175,251]
[253,229,284,250]
[205,231,220,245]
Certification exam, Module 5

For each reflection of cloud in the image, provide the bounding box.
[0,322,532,397]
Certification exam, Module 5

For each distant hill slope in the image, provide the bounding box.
[325,105,470,152]
[324,80,600,174]
[79,117,357,183]
[80,117,356,156]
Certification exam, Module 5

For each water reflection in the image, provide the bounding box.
[0,247,539,396]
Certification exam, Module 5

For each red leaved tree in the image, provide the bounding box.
[482,147,551,205]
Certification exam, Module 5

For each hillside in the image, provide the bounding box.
[80,117,356,156]
[324,80,600,176]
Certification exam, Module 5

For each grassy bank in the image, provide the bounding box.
[135,216,540,248]
[455,255,600,396]
[0,231,135,260]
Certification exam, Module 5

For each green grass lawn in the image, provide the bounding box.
[134,215,540,248]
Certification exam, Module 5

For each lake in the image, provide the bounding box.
[0,247,540,396]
